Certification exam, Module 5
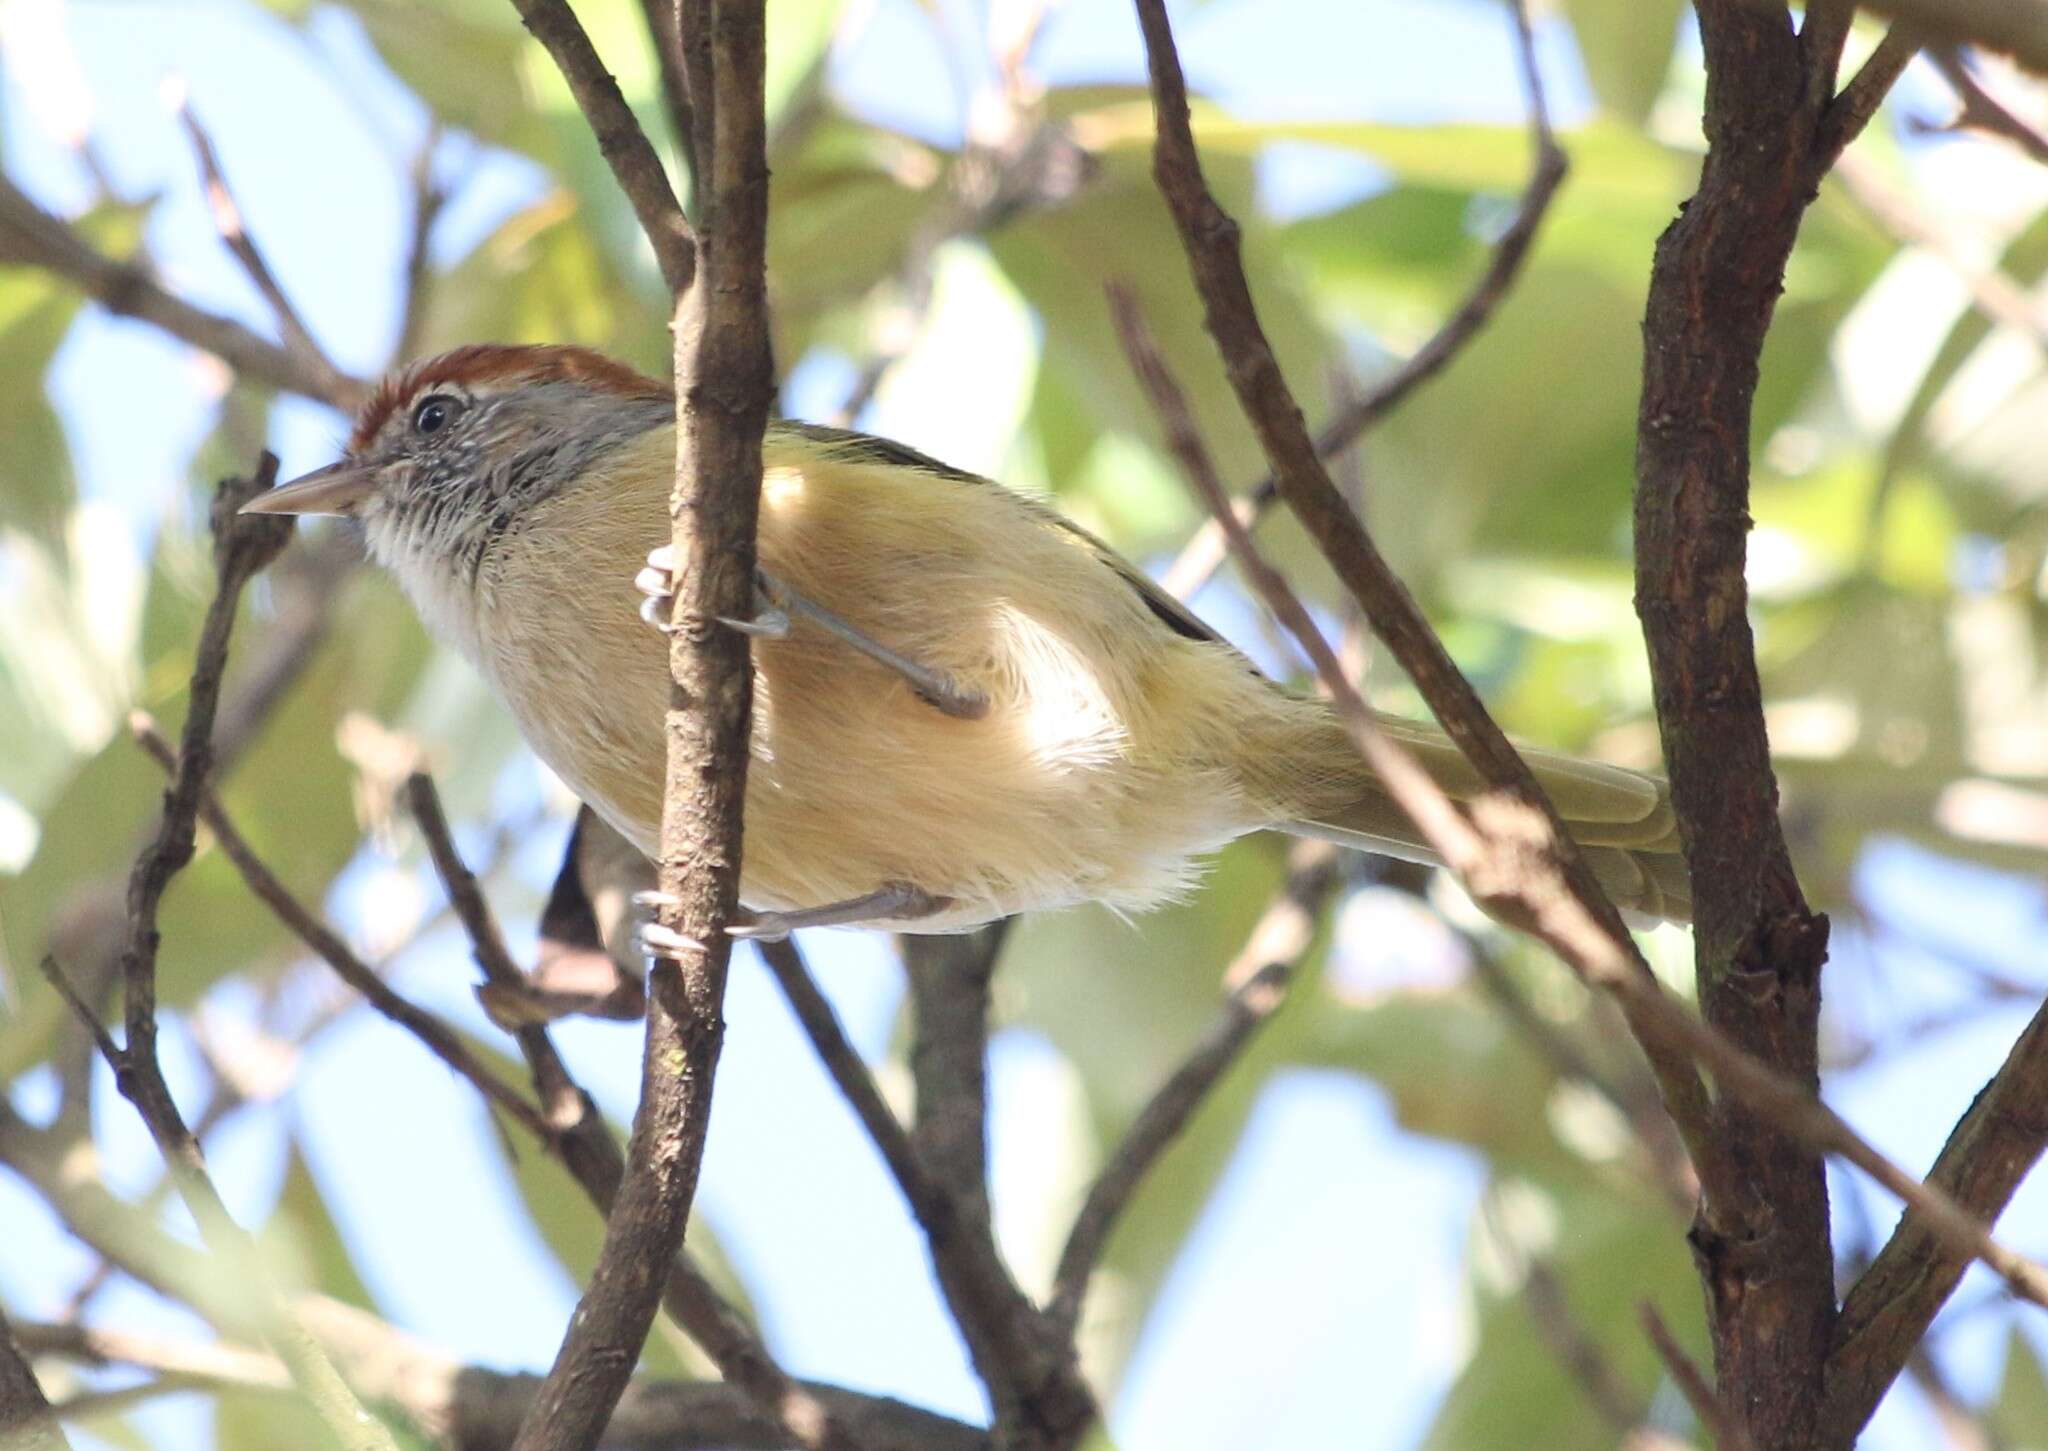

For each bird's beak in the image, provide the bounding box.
[240,460,377,517]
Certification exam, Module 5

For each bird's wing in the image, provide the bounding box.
[775,421,1236,652]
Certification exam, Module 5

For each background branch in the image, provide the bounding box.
[0,173,368,408]
[1047,841,1333,1335]
[508,0,773,1444]
[506,0,696,293]
[1160,0,1566,599]
[0,1307,71,1451]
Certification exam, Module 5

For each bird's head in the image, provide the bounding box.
[245,343,671,575]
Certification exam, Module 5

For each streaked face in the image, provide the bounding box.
[245,345,671,579]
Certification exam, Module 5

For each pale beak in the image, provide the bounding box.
[240,460,378,517]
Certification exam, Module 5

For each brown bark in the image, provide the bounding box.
[1632,5,1911,1444]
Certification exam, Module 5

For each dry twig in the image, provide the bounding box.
[48,458,395,1451]
[1131,0,2048,1367]
[1047,842,1334,1334]
[173,94,351,399]
[508,1,776,1446]
[404,778,860,1450]
[898,927,1097,1442]
[1926,45,2048,159]
[505,0,696,293]
[758,936,1090,1435]
[1640,1304,1752,1451]
[0,173,367,408]
[1159,0,1566,599]
[128,723,551,1143]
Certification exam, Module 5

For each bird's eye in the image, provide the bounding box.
[412,395,460,436]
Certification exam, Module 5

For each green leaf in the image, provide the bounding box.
[0,202,144,548]
[1563,0,1685,125]
[1990,1327,2048,1450]
[267,1142,382,1307]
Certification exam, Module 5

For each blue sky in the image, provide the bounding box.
[4,2,2045,1448]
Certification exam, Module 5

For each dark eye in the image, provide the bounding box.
[412,394,460,436]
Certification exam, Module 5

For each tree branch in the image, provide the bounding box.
[128,724,553,1146]
[506,0,696,293]
[508,1,770,1446]
[0,173,368,409]
[635,0,702,201]
[1633,0,1918,1438]
[1640,1303,1752,1451]
[1130,17,2048,1435]
[173,93,351,399]
[1047,841,1333,1335]
[18,1314,987,1451]
[1103,99,1735,1190]
[402,783,855,1451]
[1926,45,2048,160]
[1160,0,1566,599]
[1815,24,1924,169]
[1820,988,2048,1439]
[60,458,396,1451]
[896,928,1097,1444]
[0,1307,71,1451]
[1830,0,2048,74]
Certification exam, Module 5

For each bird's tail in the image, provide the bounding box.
[1280,714,1691,923]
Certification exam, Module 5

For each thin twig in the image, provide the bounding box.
[1926,45,2048,160]
[1641,1304,1753,1451]
[0,172,368,408]
[20,1314,987,1451]
[1122,23,2048,1326]
[1521,1260,1652,1438]
[1107,260,1731,1198]
[1467,947,1698,1217]
[174,93,351,399]
[394,125,448,363]
[1047,842,1332,1334]
[636,0,701,199]
[757,935,1089,1435]
[898,926,1095,1439]
[509,0,772,1446]
[506,0,697,293]
[128,722,551,1145]
[1159,0,1566,599]
[1801,0,1859,104]
[0,1307,72,1451]
[1820,0,2048,75]
[1815,24,1925,169]
[1821,985,2048,1437]
[401,783,856,1449]
[67,459,397,1451]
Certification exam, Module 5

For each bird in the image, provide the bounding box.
[244,342,1690,938]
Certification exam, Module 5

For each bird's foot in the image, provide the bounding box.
[636,549,792,638]
[726,882,953,940]
[636,919,708,961]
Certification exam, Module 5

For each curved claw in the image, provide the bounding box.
[725,912,792,942]
[637,920,707,961]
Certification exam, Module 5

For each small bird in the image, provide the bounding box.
[246,343,1690,935]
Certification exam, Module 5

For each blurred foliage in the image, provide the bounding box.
[4,1,2048,1448]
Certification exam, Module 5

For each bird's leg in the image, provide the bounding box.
[729,881,955,941]
[634,546,987,720]
[635,545,791,637]
[769,574,990,720]
[631,883,954,954]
